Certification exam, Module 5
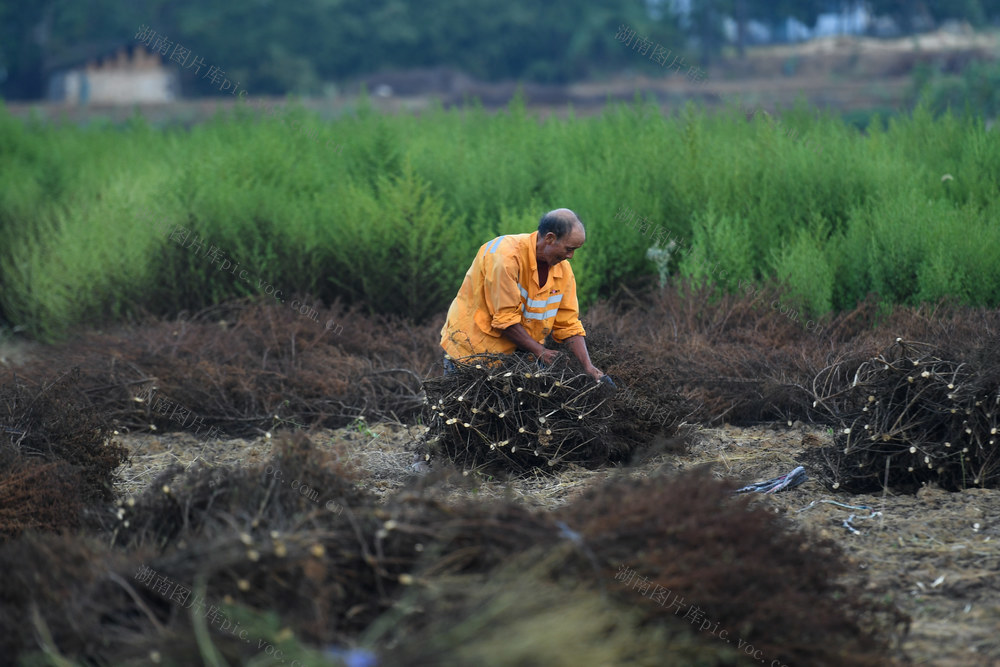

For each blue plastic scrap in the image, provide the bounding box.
[324,647,378,667]
[556,520,583,545]
[735,465,808,494]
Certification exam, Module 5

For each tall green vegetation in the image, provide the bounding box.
[1,97,999,341]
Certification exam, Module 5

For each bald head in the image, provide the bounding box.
[538,208,583,239]
[537,208,586,266]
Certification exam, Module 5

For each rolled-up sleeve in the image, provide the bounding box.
[551,267,586,342]
[484,253,523,333]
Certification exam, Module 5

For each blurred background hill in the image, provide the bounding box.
[2,0,999,121]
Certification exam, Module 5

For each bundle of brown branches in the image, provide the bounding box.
[0,446,905,666]
[422,353,625,473]
[0,370,128,540]
[0,433,561,661]
[570,328,697,456]
[10,299,441,437]
[587,281,1000,425]
[807,339,1000,491]
[0,454,87,540]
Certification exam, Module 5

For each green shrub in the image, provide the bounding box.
[1,97,999,341]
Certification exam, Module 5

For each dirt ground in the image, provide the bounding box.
[120,419,1000,666]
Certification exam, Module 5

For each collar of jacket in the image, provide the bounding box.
[527,230,565,289]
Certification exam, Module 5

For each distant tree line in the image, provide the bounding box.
[2,0,999,100]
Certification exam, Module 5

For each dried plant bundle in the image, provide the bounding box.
[807,339,1000,491]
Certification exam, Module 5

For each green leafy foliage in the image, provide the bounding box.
[329,162,475,321]
[1,98,1000,341]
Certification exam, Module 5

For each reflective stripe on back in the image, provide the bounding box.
[484,236,506,256]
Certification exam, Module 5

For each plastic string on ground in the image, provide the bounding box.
[843,511,883,535]
[795,499,874,513]
[795,498,884,535]
[735,465,808,494]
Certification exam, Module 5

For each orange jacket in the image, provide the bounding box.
[440,231,586,360]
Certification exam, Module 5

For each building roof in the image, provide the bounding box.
[43,41,160,74]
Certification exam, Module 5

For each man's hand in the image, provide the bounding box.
[537,348,562,366]
[563,335,604,382]
[501,324,561,366]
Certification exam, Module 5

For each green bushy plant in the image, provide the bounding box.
[1,97,1000,341]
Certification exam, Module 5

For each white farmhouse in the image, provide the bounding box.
[47,44,179,105]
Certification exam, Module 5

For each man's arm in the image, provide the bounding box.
[563,335,604,382]
[485,252,527,332]
[546,267,602,381]
[501,324,561,365]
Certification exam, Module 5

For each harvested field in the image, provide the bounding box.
[2,292,1000,665]
[4,21,1000,664]
[97,418,998,665]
